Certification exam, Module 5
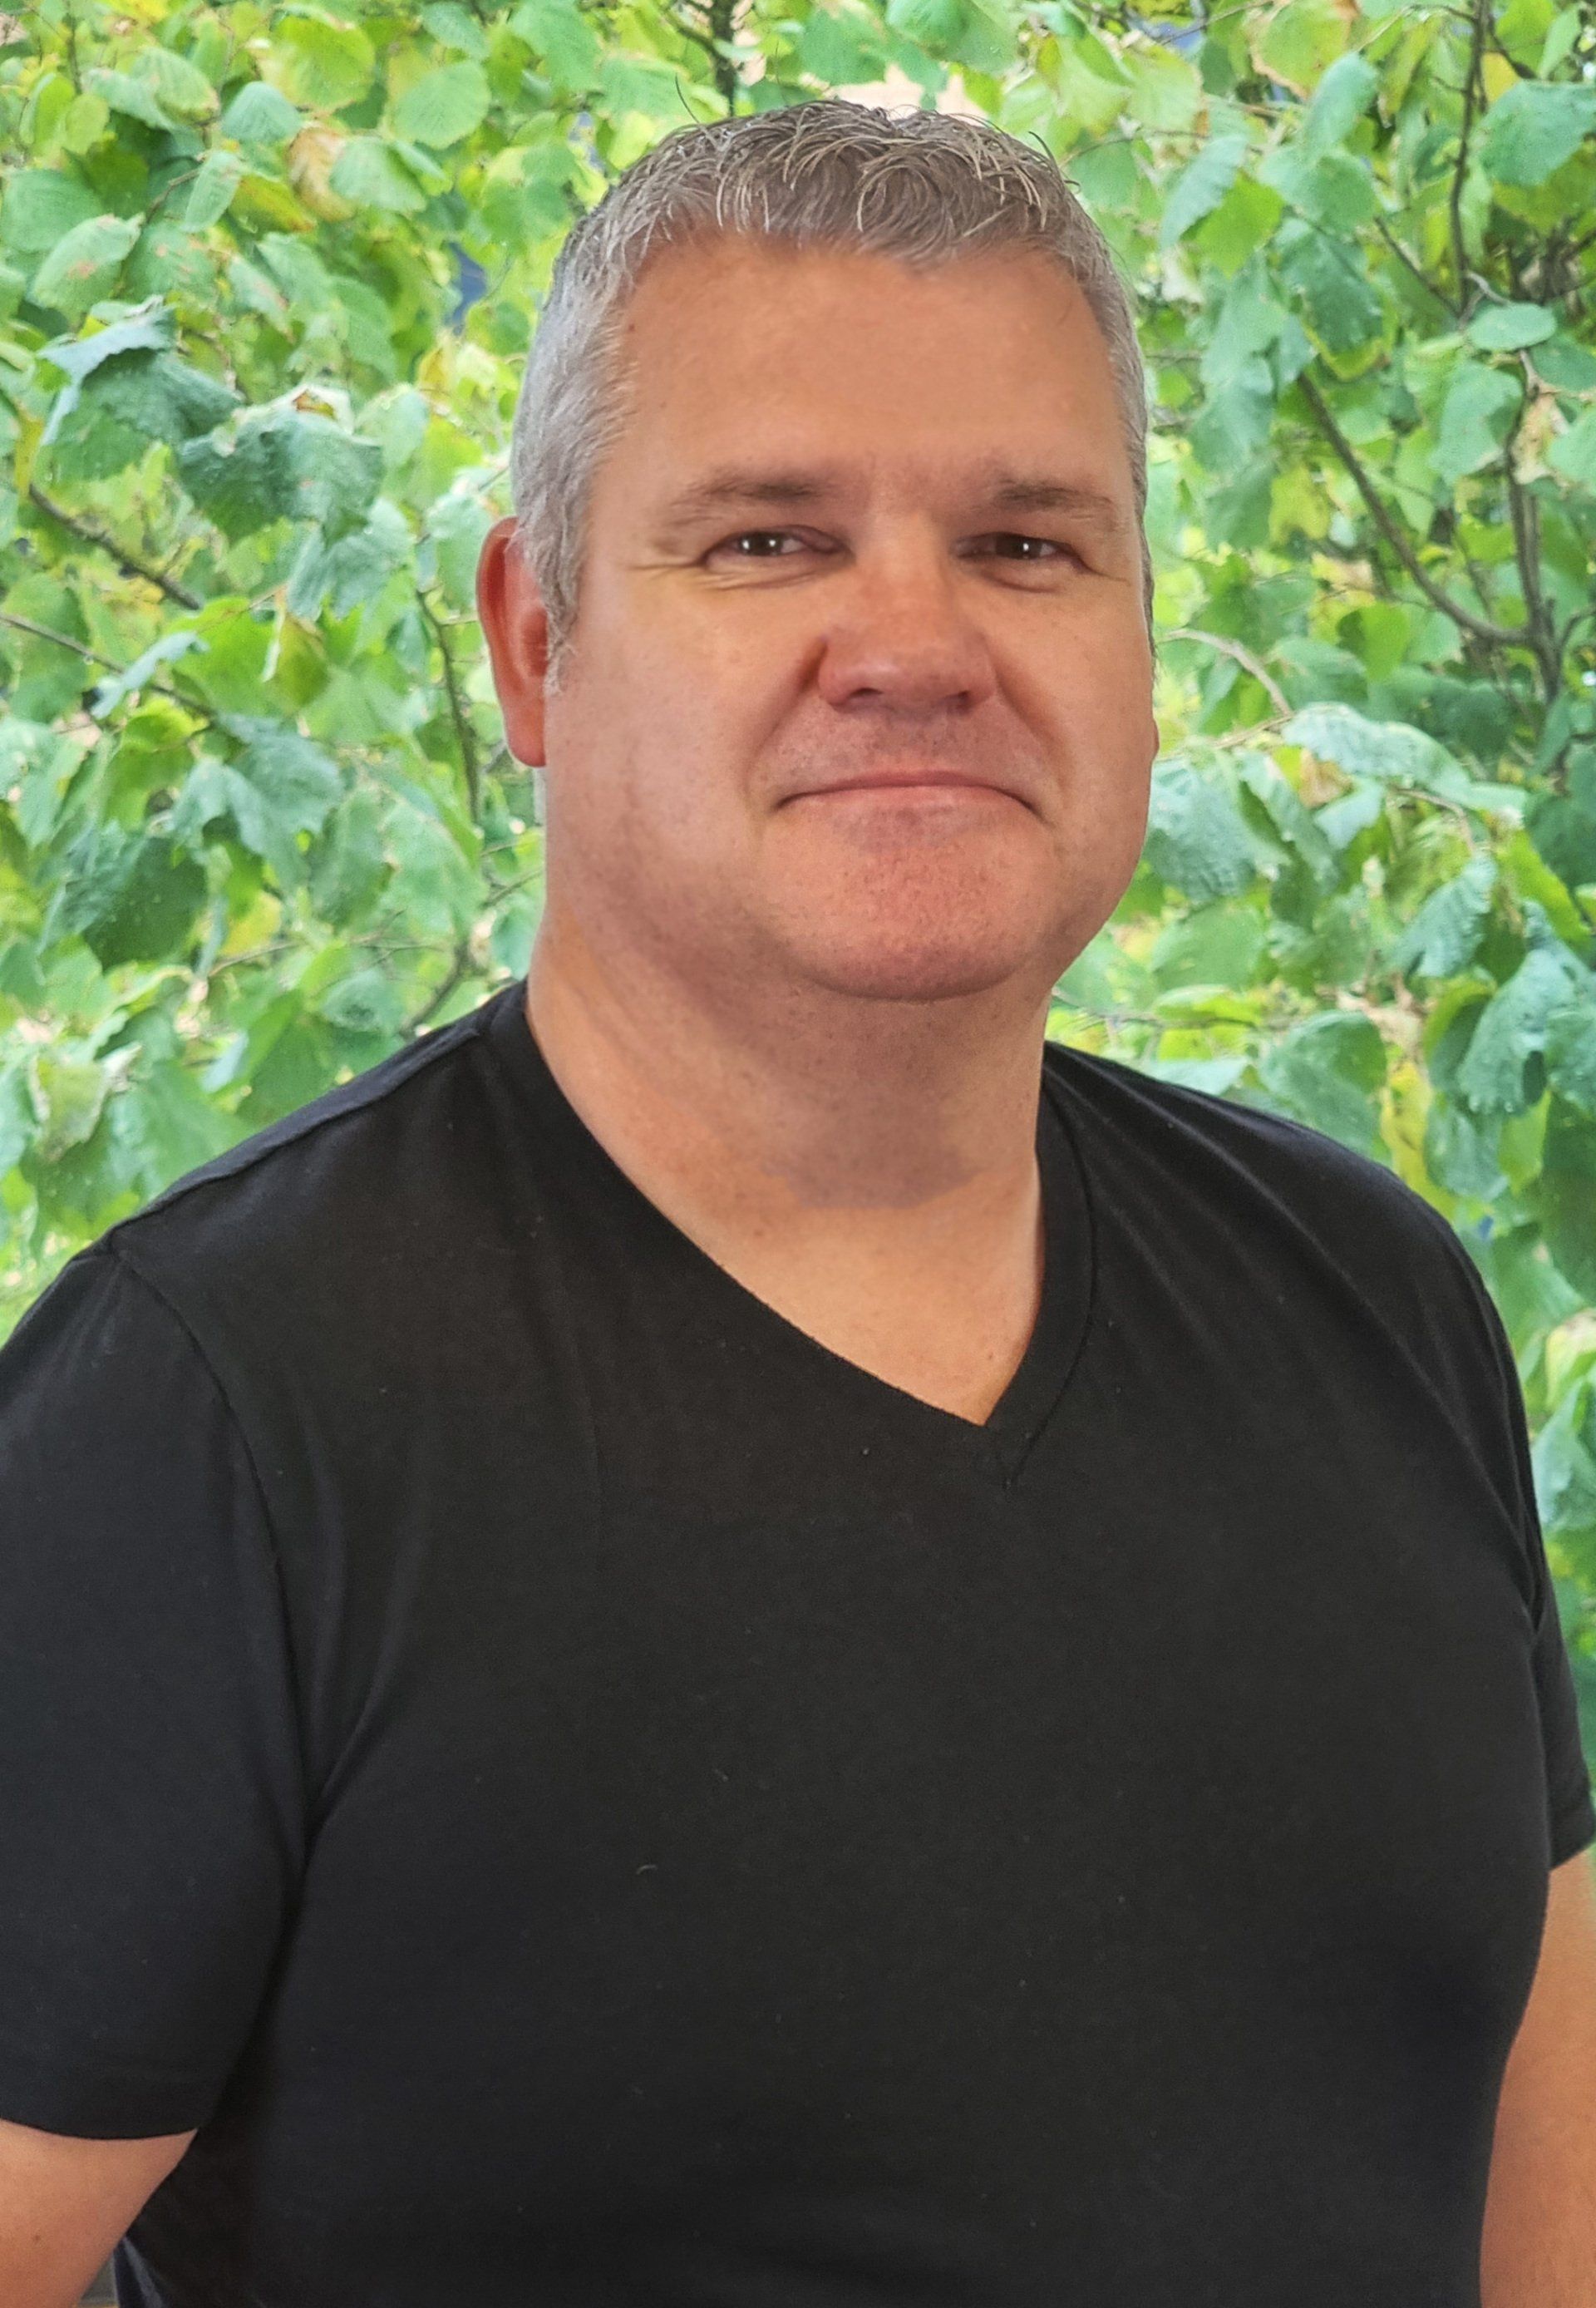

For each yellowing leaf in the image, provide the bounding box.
[1252,0,1348,97]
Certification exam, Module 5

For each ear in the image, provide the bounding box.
[476,516,550,766]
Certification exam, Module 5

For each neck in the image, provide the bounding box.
[523,906,1053,1423]
[523,900,1052,1241]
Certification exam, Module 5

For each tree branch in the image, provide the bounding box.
[1165,628,1291,719]
[27,483,203,611]
[418,593,480,822]
[1449,0,1487,308]
[0,611,215,722]
[0,610,121,669]
[1503,457,1560,703]
[1293,367,1531,649]
[1370,211,1457,320]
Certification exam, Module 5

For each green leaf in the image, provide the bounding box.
[1200,269,1288,391]
[392,60,491,147]
[30,212,142,319]
[1160,132,1249,249]
[82,67,173,132]
[1547,407,1596,491]
[1534,1101,1596,1301]
[421,2,490,57]
[1299,51,1377,158]
[1456,940,1588,1115]
[172,721,342,885]
[1190,356,1277,470]
[1539,6,1581,74]
[38,303,174,386]
[267,13,377,111]
[1273,216,1385,356]
[1534,334,1596,393]
[51,828,208,969]
[58,92,111,155]
[318,962,407,1033]
[1478,81,1596,188]
[1143,759,1260,900]
[308,787,389,925]
[328,136,430,214]
[87,629,205,719]
[425,485,493,610]
[37,302,175,443]
[1259,1010,1387,1157]
[185,150,248,229]
[116,1060,238,1193]
[224,716,343,839]
[25,1050,110,1164]
[387,799,477,935]
[134,45,218,121]
[218,80,303,145]
[1433,362,1522,486]
[1281,704,1525,816]
[509,0,601,91]
[1,573,91,721]
[74,347,239,452]
[1192,175,1286,274]
[0,1064,34,1176]
[0,169,99,256]
[1119,41,1200,135]
[1389,855,1498,979]
[1254,0,1348,92]
[1266,148,1376,230]
[286,497,411,619]
[1545,999,1596,1118]
[176,406,383,542]
[1466,300,1557,352]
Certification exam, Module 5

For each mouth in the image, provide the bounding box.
[791,774,1018,802]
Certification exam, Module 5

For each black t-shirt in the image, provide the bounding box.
[2,974,1590,2308]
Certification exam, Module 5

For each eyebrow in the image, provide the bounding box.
[648,463,1132,545]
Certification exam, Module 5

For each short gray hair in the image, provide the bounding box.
[509,96,1155,700]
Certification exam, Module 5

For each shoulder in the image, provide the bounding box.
[91,979,530,1349]
[1041,1035,1502,1377]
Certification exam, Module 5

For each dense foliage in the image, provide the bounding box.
[2,1,1594,1767]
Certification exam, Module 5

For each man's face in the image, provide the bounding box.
[482,234,1160,1016]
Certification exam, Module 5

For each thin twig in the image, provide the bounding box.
[1164,628,1291,718]
[0,611,215,722]
[1293,368,1530,649]
[28,484,203,611]
[1369,212,1456,319]
[1449,0,1486,308]
[418,592,480,822]
[0,610,121,670]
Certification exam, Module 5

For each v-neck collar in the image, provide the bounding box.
[478,978,1096,1490]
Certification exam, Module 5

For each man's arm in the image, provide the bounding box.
[1480,1844,1596,2307]
[0,2113,195,2308]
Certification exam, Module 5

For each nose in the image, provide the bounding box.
[811,542,999,718]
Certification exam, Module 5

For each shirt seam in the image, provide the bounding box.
[466,996,611,1546]
[92,1240,318,1836]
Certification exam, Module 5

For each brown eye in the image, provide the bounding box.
[706,530,1083,566]
[712,530,810,559]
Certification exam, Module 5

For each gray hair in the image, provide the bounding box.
[509,96,1155,701]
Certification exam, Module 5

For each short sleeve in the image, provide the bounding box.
[0,1243,309,2138]
[1452,1236,1596,1869]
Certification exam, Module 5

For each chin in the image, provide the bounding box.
[785,927,1052,1007]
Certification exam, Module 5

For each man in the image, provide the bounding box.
[2,97,1594,2308]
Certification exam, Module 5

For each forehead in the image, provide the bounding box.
[601,237,1133,525]
[646,460,1134,550]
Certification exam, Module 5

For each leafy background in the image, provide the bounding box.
[2,0,1595,1790]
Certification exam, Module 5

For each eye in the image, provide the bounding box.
[706,530,1085,566]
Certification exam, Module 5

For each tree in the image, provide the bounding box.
[1,0,1593,1768]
